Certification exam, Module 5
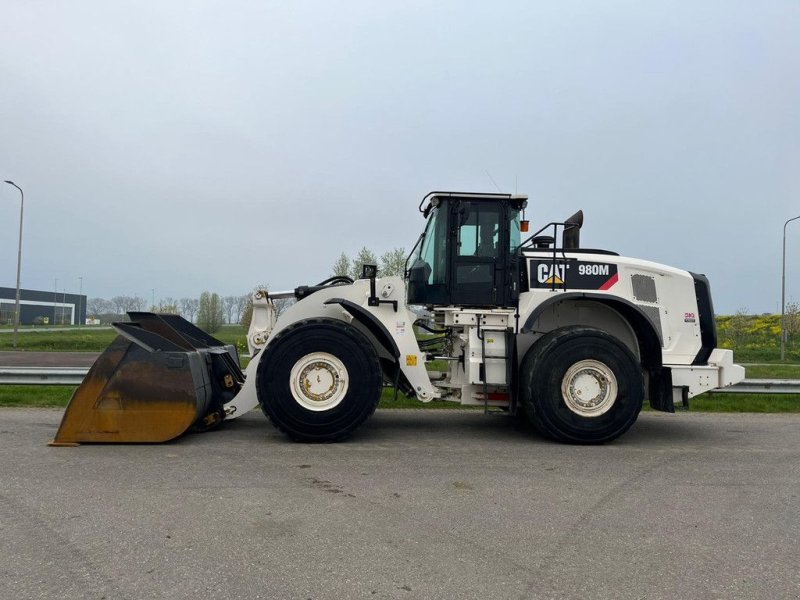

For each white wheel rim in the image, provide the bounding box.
[560,359,618,417]
[289,352,349,412]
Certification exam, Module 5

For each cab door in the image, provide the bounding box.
[449,200,511,307]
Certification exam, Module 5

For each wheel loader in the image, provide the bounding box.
[51,191,744,445]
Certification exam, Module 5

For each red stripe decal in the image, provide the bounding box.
[599,273,619,291]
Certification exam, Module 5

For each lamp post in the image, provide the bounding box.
[78,276,83,327]
[781,215,800,361]
[53,277,58,325]
[3,181,23,349]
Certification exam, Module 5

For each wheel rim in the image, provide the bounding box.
[560,359,618,417]
[289,352,349,412]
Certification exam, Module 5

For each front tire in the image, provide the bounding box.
[256,319,383,442]
[520,327,643,444]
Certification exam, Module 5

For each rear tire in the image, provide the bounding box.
[520,327,643,444]
[256,319,382,442]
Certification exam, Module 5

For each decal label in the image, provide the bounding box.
[684,312,696,323]
[530,260,619,291]
[406,354,418,366]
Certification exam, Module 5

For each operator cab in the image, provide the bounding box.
[407,192,527,307]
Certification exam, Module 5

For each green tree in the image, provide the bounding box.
[379,247,407,276]
[197,291,224,333]
[332,252,350,277]
[334,247,406,279]
[349,247,378,280]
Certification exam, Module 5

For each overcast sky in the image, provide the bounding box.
[1,1,798,313]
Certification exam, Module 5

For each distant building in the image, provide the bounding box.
[0,286,87,326]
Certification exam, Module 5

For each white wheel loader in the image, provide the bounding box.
[52,191,744,445]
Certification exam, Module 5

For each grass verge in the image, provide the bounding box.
[0,329,117,352]
[0,386,75,407]
[689,393,800,413]
[744,364,800,379]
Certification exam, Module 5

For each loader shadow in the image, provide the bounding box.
[353,409,547,444]
[210,409,715,448]
[360,410,715,447]
[215,409,541,445]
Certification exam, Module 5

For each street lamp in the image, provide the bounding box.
[3,180,23,349]
[781,215,800,361]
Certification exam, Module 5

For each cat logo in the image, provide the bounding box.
[537,263,567,285]
[531,260,619,290]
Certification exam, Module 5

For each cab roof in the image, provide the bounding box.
[419,191,528,216]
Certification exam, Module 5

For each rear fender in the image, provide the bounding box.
[520,293,670,411]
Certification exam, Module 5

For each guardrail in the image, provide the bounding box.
[709,379,800,394]
[0,367,799,394]
[0,367,89,385]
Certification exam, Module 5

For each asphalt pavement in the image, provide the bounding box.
[1,408,798,600]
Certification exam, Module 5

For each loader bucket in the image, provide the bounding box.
[51,313,243,445]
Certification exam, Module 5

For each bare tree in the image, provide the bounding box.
[728,307,750,349]
[180,297,199,323]
[222,296,238,324]
[110,296,127,315]
[110,295,144,316]
[234,294,248,324]
[87,297,112,316]
[157,297,178,313]
[274,297,295,317]
[131,295,146,311]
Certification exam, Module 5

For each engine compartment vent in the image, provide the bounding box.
[637,304,663,344]
[631,274,658,303]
